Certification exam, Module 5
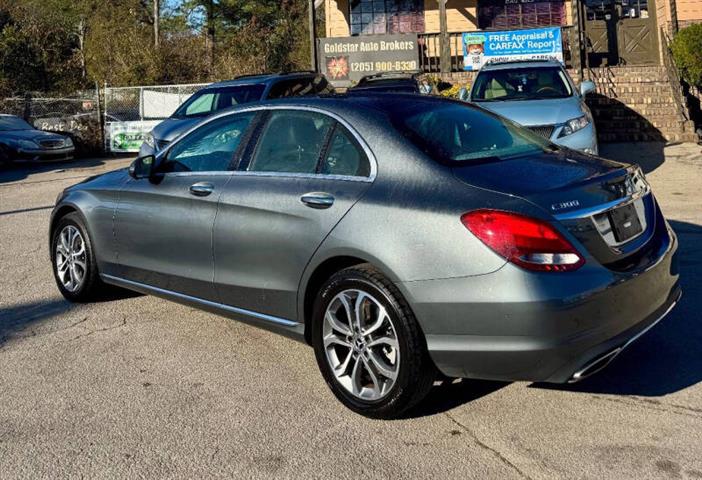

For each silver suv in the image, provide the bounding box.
[139,72,334,157]
[466,60,598,155]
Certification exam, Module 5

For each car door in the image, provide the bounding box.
[213,108,374,322]
[114,111,257,301]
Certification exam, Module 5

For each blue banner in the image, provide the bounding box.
[463,27,564,71]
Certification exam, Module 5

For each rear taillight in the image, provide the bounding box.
[461,209,585,272]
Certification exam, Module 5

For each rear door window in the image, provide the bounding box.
[321,126,370,177]
[247,110,334,174]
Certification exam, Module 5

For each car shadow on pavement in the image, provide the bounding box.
[0,157,107,184]
[402,378,510,419]
[533,219,702,397]
[599,141,667,175]
[0,290,141,348]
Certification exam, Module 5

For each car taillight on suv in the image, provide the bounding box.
[461,209,585,272]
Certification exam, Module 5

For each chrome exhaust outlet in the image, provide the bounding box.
[568,347,623,383]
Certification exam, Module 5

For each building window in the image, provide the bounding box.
[349,0,425,36]
[478,0,566,29]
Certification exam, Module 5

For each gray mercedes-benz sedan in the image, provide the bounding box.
[50,94,680,418]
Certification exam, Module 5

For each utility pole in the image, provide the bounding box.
[154,0,160,48]
[308,0,318,72]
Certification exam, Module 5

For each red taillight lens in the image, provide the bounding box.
[461,209,585,272]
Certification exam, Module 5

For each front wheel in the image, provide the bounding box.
[51,212,106,302]
[312,264,435,419]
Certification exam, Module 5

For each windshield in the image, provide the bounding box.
[471,67,573,102]
[0,116,34,131]
[172,84,265,118]
[391,101,555,164]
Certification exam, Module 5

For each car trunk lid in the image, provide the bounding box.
[451,150,659,268]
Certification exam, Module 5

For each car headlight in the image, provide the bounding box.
[559,115,590,138]
[143,132,155,149]
[64,137,73,147]
[18,140,39,150]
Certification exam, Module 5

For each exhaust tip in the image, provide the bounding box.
[568,347,622,383]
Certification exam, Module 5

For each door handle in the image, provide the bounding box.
[301,192,335,209]
[189,182,214,197]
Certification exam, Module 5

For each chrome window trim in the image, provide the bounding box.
[161,171,235,178]
[159,104,378,182]
[155,170,371,183]
[101,274,300,327]
[228,170,373,183]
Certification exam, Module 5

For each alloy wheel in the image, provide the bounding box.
[322,289,400,401]
[55,225,87,293]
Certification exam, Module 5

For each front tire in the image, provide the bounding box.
[312,264,435,419]
[51,212,106,302]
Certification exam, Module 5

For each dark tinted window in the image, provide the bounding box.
[0,116,34,131]
[172,85,265,118]
[248,111,333,174]
[321,126,370,177]
[161,113,255,173]
[478,0,566,29]
[472,67,572,101]
[267,76,334,99]
[391,102,552,163]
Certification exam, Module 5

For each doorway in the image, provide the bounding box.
[583,0,659,67]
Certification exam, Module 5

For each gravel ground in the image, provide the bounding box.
[1,143,701,479]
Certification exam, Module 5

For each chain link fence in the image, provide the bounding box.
[0,83,209,156]
[104,83,207,153]
[0,90,102,154]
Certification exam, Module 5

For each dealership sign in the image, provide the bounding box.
[106,120,160,153]
[463,27,564,71]
[318,34,419,87]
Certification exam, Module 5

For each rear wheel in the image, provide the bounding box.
[51,212,107,302]
[312,264,435,419]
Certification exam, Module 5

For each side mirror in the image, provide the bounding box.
[129,155,155,179]
[580,80,596,96]
[458,87,470,102]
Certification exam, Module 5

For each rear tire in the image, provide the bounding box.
[312,264,435,419]
[51,212,107,302]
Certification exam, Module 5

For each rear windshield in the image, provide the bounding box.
[172,84,265,118]
[0,116,33,131]
[472,67,573,102]
[390,102,554,163]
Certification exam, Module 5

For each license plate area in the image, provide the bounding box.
[608,203,643,242]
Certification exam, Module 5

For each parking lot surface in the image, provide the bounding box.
[1,144,701,479]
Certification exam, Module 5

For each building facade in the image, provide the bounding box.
[323,0,702,72]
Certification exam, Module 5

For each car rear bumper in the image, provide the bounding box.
[398,224,680,383]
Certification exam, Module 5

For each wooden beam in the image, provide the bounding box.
[439,0,450,73]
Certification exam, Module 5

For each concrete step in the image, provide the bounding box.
[592,85,678,95]
[588,95,678,105]
[594,120,692,132]
[598,131,698,143]
[590,75,669,84]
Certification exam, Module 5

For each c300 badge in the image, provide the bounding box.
[551,199,581,211]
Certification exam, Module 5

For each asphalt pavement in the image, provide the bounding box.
[1,144,701,479]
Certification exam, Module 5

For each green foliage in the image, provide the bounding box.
[671,23,702,87]
[0,0,318,94]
